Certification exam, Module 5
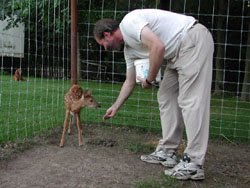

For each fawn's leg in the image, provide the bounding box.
[60,110,69,147]
[76,112,83,146]
[79,117,83,135]
[68,113,73,134]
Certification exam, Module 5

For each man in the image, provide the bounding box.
[94,9,214,180]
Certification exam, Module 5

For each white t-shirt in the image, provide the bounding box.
[119,9,196,69]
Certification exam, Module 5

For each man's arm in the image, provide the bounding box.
[103,67,136,120]
[137,26,165,88]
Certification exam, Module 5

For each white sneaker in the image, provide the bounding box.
[141,150,177,168]
[165,154,205,180]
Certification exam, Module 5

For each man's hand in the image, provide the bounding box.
[103,105,119,120]
[103,68,136,121]
[137,76,153,89]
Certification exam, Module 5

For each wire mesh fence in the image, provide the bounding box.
[0,0,249,144]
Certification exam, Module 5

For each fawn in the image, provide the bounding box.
[60,84,101,147]
[14,69,26,81]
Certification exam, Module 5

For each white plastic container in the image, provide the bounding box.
[134,59,161,83]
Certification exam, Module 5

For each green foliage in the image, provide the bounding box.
[1,0,70,34]
[1,0,71,75]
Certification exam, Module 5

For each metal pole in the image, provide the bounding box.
[71,0,77,85]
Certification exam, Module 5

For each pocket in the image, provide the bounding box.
[179,32,196,57]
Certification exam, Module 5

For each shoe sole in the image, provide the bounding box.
[165,170,205,180]
[176,176,205,180]
[160,161,177,168]
[175,174,205,181]
[141,159,163,164]
[141,160,176,168]
[141,159,177,168]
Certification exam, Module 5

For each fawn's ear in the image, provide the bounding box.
[84,89,93,97]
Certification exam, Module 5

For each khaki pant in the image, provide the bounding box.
[156,23,214,165]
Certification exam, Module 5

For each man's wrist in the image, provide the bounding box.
[112,104,120,110]
[146,79,154,85]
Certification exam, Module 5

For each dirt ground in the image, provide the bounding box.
[0,124,250,188]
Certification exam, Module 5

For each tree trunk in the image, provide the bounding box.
[159,0,170,10]
[212,0,227,97]
[240,12,250,101]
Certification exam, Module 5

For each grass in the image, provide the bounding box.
[135,173,229,188]
[210,96,250,140]
[0,74,249,144]
[136,174,180,188]
[122,141,155,154]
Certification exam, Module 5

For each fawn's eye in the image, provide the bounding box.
[90,99,93,102]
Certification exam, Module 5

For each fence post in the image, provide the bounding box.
[77,32,81,80]
[71,0,77,85]
[71,0,77,125]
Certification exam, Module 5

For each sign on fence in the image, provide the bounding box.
[0,17,25,58]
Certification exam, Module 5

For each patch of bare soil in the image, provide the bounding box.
[0,124,249,188]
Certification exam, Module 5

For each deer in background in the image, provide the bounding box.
[60,84,101,147]
[14,68,26,81]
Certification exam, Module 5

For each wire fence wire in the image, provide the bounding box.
[0,0,249,144]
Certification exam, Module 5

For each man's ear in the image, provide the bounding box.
[104,32,111,38]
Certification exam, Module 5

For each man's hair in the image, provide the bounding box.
[93,18,120,39]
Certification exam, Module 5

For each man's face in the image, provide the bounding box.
[95,32,123,51]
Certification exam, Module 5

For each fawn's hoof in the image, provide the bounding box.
[79,144,83,147]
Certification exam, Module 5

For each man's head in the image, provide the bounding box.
[93,18,124,51]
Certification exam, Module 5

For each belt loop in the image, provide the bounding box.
[193,20,198,26]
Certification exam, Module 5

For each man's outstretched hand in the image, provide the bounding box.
[103,105,118,120]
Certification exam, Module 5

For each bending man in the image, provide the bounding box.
[93,9,214,180]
